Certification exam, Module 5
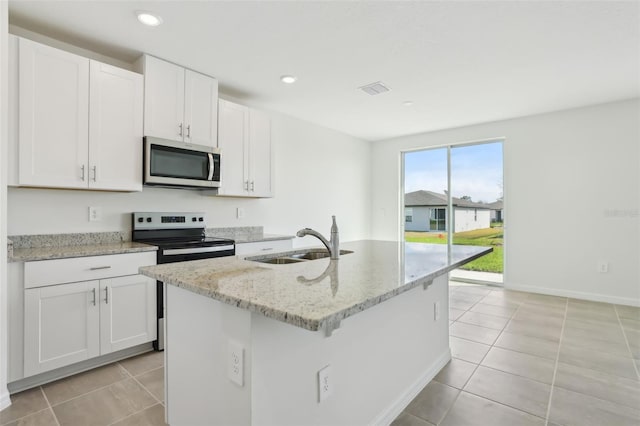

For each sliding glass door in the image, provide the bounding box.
[403,140,504,283]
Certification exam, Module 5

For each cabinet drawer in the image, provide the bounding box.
[235,240,293,256]
[24,252,157,289]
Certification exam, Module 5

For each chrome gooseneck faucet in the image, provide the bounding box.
[296,216,340,259]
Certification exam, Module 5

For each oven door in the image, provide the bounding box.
[144,137,221,188]
[157,244,236,264]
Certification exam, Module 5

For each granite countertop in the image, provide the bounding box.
[10,242,158,262]
[139,240,492,334]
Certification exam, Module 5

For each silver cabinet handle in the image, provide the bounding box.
[91,166,97,182]
[244,181,249,190]
[179,123,183,137]
[91,288,96,306]
[89,266,111,271]
[251,181,255,191]
[80,165,86,181]
[186,124,191,138]
[104,286,109,304]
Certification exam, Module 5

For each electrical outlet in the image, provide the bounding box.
[597,261,609,273]
[88,206,101,222]
[318,365,332,402]
[227,340,244,386]
[237,207,245,219]
[434,301,440,321]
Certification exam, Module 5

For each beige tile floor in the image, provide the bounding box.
[393,283,640,426]
[2,283,639,426]
[0,351,166,426]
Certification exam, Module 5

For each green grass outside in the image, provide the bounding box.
[405,227,503,273]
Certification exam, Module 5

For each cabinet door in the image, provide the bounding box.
[88,61,143,191]
[184,70,218,148]
[24,281,100,377]
[143,56,185,142]
[217,99,249,196]
[100,275,156,354]
[248,109,273,197]
[18,37,89,189]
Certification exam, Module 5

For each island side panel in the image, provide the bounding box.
[250,274,450,426]
[165,284,253,426]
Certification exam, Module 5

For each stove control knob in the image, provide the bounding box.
[137,217,144,223]
[192,217,197,222]
[199,217,204,222]
[146,217,152,223]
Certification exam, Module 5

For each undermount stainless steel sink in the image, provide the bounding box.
[290,249,354,260]
[247,249,353,264]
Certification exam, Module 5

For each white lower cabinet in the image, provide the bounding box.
[99,275,156,354]
[24,280,100,376]
[22,253,157,378]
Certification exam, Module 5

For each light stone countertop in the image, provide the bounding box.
[139,240,492,333]
[9,242,157,262]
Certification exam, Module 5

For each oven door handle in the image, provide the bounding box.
[163,245,235,256]
[207,153,214,181]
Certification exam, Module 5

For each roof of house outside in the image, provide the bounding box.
[404,190,491,209]
[487,200,503,210]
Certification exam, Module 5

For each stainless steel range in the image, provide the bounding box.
[132,212,235,350]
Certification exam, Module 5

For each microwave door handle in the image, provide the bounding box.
[207,153,214,180]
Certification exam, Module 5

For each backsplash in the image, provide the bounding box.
[8,232,129,248]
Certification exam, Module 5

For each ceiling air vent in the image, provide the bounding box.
[359,81,390,96]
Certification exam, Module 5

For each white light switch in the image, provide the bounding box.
[227,340,244,386]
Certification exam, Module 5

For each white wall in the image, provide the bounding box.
[372,100,640,305]
[1,0,11,411]
[7,108,372,243]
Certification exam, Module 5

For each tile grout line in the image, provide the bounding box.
[38,386,61,426]
[103,362,164,425]
[613,305,640,381]
[439,287,523,425]
[542,297,568,426]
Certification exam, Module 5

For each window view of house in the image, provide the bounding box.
[403,141,504,281]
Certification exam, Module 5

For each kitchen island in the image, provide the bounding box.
[140,240,491,425]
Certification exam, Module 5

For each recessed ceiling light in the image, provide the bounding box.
[403,101,414,107]
[280,75,297,84]
[136,11,163,27]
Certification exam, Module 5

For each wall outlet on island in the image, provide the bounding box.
[227,340,244,386]
[236,207,245,219]
[318,365,332,402]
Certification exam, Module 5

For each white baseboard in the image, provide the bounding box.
[0,388,11,411]
[506,283,640,307]
[371,348,452,426]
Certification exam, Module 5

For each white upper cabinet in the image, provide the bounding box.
[248,109,273,197]
[12,36,143,191]
[139,55,218,148]
[184,70,218,147]
[217,99,273,198]
[18,37,90,188]
[89,61,143,191]
[217,100,249,196]
[141,55,185,142]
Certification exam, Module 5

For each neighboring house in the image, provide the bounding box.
[488,200,504,222]
[404,190,491,232]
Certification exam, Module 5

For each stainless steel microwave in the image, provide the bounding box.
[144,137,221,189]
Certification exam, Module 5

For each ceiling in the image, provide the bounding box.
[8,1,640,141]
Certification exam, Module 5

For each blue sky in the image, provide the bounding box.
[404,141,503,203]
